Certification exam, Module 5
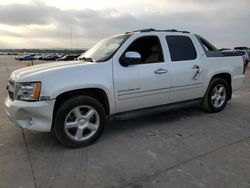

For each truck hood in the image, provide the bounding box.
[11,60,93,81]
[9,59,113,100]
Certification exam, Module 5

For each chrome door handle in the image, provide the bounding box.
[193,65,200,69]
[192,65,202,80]
[155,68,168,74]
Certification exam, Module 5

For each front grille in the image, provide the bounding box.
[8,80,15,100]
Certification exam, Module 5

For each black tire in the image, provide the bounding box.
[201,78,229,113]
[53,95,106,148]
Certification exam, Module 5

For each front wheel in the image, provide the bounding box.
[54,96,106,148]
[201,78,229,112]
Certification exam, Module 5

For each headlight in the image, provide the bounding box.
[15,82,41,101]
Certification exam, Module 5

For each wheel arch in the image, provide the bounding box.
[209,72,232,100]
[52,88,110,128]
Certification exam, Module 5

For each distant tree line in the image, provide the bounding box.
[0,48,87,54]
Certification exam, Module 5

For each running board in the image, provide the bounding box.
[110,98,202,121]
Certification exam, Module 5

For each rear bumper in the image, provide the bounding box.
[232,75,245,91]
[4,97,55,132]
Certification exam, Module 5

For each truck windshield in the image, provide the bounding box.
[78,35,130,62]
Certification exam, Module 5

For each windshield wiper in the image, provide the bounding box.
[79,57,93,62]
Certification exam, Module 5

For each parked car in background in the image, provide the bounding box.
[5,28,245,148]
[234,46,250,57]
[56,54,79,61]
[234,46,248,50]
[219,48,231,51]
[15,54,35,61]
[33,54,43,60]
[42,54,58,61]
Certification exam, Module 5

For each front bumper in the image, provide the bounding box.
[4,97,55,132]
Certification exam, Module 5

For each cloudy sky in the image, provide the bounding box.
[0,0,249,49]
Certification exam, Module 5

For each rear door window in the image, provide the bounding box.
[166,36,197,62]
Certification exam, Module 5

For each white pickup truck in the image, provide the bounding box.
[5,28,245,148]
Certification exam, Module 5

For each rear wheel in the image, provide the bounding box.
[201,78,229,112]
[54,96,106,148]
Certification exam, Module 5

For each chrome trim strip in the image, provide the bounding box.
[117,82,203,100]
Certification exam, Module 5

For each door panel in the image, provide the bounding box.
[114,63,171,113]
[170,59,203,103]
[113,35,171,113]
[166,35,204,103]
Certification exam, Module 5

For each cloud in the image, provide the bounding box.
[0,2,58,25]
[0,29,24,37]
[0,0,249,48]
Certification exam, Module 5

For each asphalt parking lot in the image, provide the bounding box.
[0,55,250,188]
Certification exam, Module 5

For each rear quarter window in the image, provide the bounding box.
[166,36,197,62]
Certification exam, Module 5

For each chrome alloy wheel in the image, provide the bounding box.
[64,105,100,141]
[211,84,226,108]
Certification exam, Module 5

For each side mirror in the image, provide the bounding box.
[120,51,141,66]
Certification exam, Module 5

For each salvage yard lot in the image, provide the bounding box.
[0,55,250,188]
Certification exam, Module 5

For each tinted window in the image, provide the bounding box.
[166,36,197,61]
[125,36,164,64]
